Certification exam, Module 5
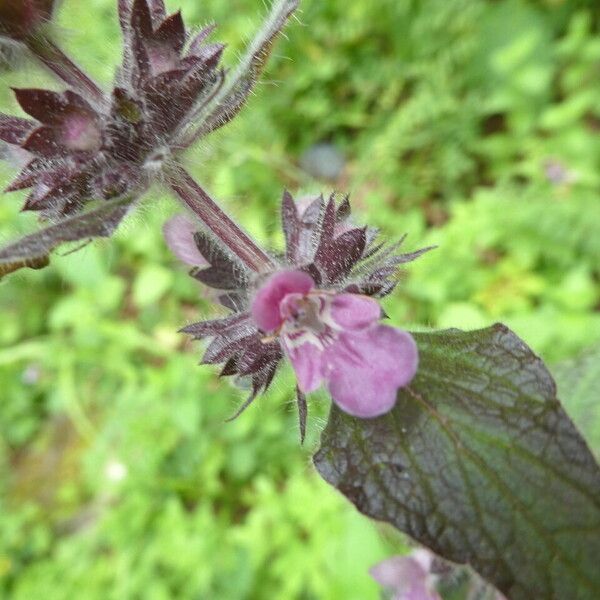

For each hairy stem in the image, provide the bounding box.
[167,165,274,273]
[25,34,105,105]
[178,0,300,148]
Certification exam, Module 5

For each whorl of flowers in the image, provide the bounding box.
[0,0,225,219]
[165,191,433,439]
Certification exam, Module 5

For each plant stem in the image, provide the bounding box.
[177,0,300,148]
[167,165,275,273]
[25,34,105,105]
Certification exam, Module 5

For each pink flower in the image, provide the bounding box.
[163,214,209,267]
[370,550,442,600]
[251,270,418,418]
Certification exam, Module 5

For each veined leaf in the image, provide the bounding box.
[314,325,600,600]
[0,196,131,279]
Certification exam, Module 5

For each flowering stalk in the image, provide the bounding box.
[2,5,600,598]
[166,165,275,273]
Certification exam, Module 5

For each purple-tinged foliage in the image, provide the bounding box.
[2,89,107,215]
[1,0,226,220]
[281,190,434,296]
[315,325,600,600]
[0,195,131,277]
[171,192,432,436]
[0,0,299,277]
[117,0,226,137]
[0,0,56,40]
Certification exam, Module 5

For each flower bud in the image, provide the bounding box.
[370,551,442,600]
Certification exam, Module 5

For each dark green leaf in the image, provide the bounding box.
[314,325,600,600]
[0,196,131,278]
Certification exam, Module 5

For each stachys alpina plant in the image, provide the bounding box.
[1,3,599,600]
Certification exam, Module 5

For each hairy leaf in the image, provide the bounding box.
[0,197,131,278]
[191,230,248,290]
[314,325,600,600]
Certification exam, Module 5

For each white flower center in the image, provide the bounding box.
[280,292,339,351]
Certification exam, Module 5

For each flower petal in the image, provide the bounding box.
[370,554,442,600]
[330,293,381,330]
[284,339,324,393]
[251,270,314,332]
[325,325,418,418]
[163,214,208,266]
[369,555,428,590]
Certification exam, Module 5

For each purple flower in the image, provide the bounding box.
[251,270,418,418]
[173,191,433,437]
[163,215,209,267]
[371,550,509,600]
[370,551,442,600]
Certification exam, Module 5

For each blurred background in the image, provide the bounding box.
[1,0,600,597]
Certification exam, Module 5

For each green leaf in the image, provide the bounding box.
[0,197,131,279]
[314,324,600,600]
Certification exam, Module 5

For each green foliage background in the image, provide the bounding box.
[1,0,600,597]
